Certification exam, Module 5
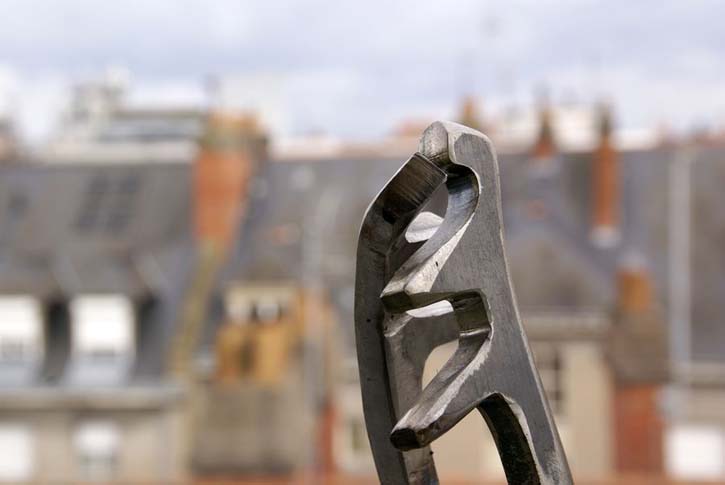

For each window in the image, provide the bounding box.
[349,418,369,455]
[106,175,139,234]
[0,296,42,365]
[74,174,140,234]
[225,293,252,323]
[75,421,120,481]
[0,340,28,362]
[335,411,374,473]
[666,425,725,479]
[71,295,134,361]
[254,298,282,322]
[0,424,33,481]
[530,342,564,415]
[75,174,109,231]
[69,295,134,383]
[224,290,289,325]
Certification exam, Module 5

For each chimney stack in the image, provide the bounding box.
[591,103,619,247]
[458,96,484,133]
[531,98,556,161]
[194,112,268,251]
[609,257,669,476]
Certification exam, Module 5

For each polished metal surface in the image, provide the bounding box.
[354,121,572,484]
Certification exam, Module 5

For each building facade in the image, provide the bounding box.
[2,87,725,482]
[0,163,194,483]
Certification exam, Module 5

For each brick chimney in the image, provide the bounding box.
[591,103,620,247]
[609,257,669,475]
[531,100,556,160]
[458,96,484,133]
[194,112,267,250]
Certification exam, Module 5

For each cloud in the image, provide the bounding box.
[1,0,725,141]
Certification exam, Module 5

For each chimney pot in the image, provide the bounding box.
[531,102,556,161]
[591,103,620,246]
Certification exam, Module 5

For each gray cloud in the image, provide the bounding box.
[1,0,724,139]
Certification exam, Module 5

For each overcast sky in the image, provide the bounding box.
[1,0,724,141]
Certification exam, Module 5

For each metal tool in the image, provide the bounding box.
[354,121,572,484]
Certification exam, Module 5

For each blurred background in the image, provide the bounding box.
[0,1,724,483]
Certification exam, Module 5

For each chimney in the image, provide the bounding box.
[609,257,669,476]
[458,96,484,133]
[531,99,556,160]
[194,112,268,251]
[591,103,620,247]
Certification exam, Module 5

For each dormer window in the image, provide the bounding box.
[0,296,43,384]
[75,420,120,481]
[0,423,33,481]
[226,295,252,323]
[254,298,282,323]
[666,425,725,480]
[67,295,134,385]
[224,286,292,326]
[530,342,564,416]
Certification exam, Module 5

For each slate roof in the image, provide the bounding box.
[216,144,725,363]
[212,157,404,350]
[0,162,195,384]
[690,146,725,360]
[3,137,723,387]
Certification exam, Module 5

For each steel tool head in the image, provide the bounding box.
[355,121,572,484]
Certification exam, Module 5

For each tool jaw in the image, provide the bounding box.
[355,121,572,484]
